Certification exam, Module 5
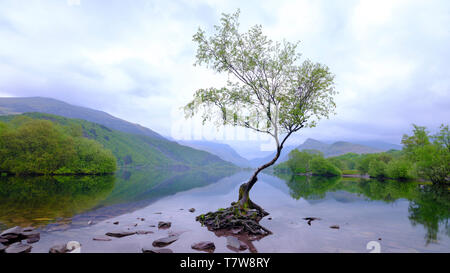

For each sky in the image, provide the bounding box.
[0,0,449,155]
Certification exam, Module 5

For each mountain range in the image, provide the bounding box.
[0,97,401,169]
[0,97,237,170]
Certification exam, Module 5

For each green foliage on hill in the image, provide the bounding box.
[0,113,237,172]
[0,115,116,175]
[275,124,449,184]
[274,149,341,177]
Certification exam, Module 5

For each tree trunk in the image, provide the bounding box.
[237,147,282,215]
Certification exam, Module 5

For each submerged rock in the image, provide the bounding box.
[191,241,215,252]
[5,242,32,253]
[152,234,179,247]
[136,230,154,235]
[303,217,321,226]
[158,221,171,229]
[93,235,112,241]
[105,231,136,238]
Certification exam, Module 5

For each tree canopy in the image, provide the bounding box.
[185,10,337,151]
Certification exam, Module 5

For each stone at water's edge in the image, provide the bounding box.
[0,226,40,245]
[136,230,154,235]
[152,235,179,247]
[5,242,32,253]
[191,241,215,252]
[142,248,173,253]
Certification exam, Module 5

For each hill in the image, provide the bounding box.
[0,97,164,139]
[0,113,237,171]
[178,140,252,167]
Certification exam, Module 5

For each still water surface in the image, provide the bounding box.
[0,168,448,253]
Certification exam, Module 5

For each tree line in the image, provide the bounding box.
[274,124,449,184]
[0,116,117,175]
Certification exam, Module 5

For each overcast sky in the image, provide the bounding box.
[0,0,449,151]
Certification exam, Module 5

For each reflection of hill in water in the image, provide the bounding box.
[0,175,115,229]
[0,167,237,231]
[65,168,238,227]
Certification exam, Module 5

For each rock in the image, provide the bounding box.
[136,230,154,235]
[88,221,93,225]
[49,244,68,253]
[142,248,173,253]
[140,218,145,221]
[0,226,23,237]
[330,225,340,229]
[154,212,162,214]
[5,242,32,253]
[113,221,119,225]
[149,225,156,227]
[189,208,195,213]
[226,236,247,251]
[158,221,171,229]
[93,236,112,241]
[105,231,136,238]
[268,217,272,220]
[191,241,215,252]
[0,243,6,252]
[152,235,179,247]
[378,238,382,241]
[0,226,41,245]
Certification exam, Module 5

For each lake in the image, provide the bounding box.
[0,168,448,253]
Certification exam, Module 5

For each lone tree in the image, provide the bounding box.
[185,10,337,234]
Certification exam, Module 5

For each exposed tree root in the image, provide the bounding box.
[196,203,272,237]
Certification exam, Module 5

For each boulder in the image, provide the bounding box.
[152,235,179,247]
[189,208,195,213]
[191,241,215,252]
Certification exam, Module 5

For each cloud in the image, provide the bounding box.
[0,0,448,149]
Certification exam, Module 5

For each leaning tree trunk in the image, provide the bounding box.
[237,147,282,215]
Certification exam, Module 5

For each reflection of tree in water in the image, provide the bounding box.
[285,175,342,200]
[408,185,450,245]
[0,175,115,228]
[357,179,418,202]
[280,174,450,244]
